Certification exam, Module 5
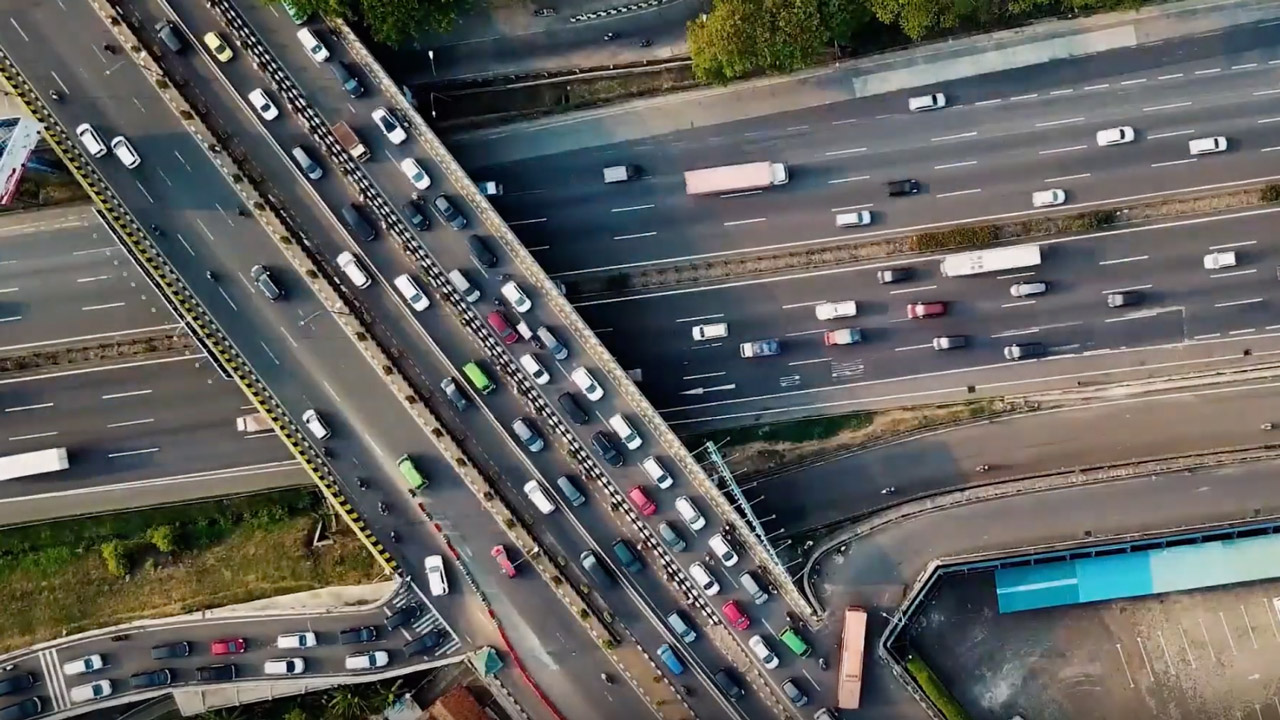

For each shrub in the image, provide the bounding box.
[146,524,178,553]
[1261,184,1280,203]
[100,540,131,578]
[904,654,971,720]
[909,225,996,252]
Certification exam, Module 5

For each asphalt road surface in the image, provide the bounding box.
[815,458,1280,718]
[0,356,293,494]
[0,585,456,713]
[578,208,1280,424]
[0,206,181,350]
[749,374,1280,538]
[472,20,1280,274]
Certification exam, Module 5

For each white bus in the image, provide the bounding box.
[940,244,1042,277]
[0,447,70,480]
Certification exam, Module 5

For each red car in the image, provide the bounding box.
[721,600,749,630]
[491,545,517,578]
[211,638,246,655]
[907,301,947,319]
[486,310,517,344]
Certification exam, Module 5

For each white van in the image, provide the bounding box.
[336,251,371,289]
[691,323,728,341]
[908,92,946,111]
[641,456,673,489]
[345,650,389,671]
[69,679,112,703]
[518,353,551,385]
[393,274,430,311]
[835,211,871,227]
[523,480,556,515]
[608,413,642,450]
[296,28,329,61]
[277,632,317,649]
[814,300,857,320]
[448,269,481,302]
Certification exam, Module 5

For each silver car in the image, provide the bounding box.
[1009,281,1048,297]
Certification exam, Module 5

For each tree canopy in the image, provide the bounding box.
[285,0,467,47]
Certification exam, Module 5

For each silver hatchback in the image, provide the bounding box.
[1009,281,1048,297]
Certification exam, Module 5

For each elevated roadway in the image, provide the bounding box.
[0,205,181,349]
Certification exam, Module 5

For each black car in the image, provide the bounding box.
[876,267,911,284]
[431,194,467,230]
[467,235,498,268]
[0,697,40,720]
[155,20,184,53]
[129,669,172,689]
[887,179,921,196]
[0,674,34,698]
[557,393,589,425]
[591,431,623,467]
[331,61,364,97]
[385,604,420,631]
[403,629,442,656]
[339,626,377,645]
[150,641,190,660]
[401,199,430,231]
[196,664,236,682]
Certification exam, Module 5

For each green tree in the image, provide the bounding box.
[284,0,470,47]
[818,0,874,47]
[325,687,374,720]
[283,708,309,720]
[688,0,827,84]
[864,0,961,40]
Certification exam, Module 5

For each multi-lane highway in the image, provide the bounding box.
[0,205,181,349]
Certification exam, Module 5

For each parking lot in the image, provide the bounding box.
[907,571,1280,720]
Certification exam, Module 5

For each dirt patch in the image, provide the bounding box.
[566,184,1280,299]
[696,402,998,477]
[0,333,193,373]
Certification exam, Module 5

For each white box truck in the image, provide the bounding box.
[684,162,788,195]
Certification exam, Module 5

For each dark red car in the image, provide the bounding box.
[486,310,517,344]
[907,301,947,319]
[211,638,246,655]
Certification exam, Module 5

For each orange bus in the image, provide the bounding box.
[837,607,867,709]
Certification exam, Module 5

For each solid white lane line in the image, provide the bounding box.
[614,232,656,240]
[1210,269,1258,279]
[507,218,547,225]
[611,204,654,213]
[936,188,981,198]
[828,175,870,185]
[107,418,154,428]
[1259,117,1280,124]
[108,448,160,458]
[1211,240,1257,249]
[830,204,873,212]
[1035,117,1084,127]
[1253,89,1280,96]
[1100,284,1153,294]
[1216,298,1264,307]
[894,343,933,351]
[724,218,766,227]
[931,132,978,142]
[1105,312,1158,323]
[1147,130,1195,139]
[683,372,726,380]
[934,161,977,169]
[825,147,867,156]
[1044,173,1091,182]
[1039,145,1088,155]
[785,329,829,337]
[1151,159,1197,168]
[1143,102,1193,112]
[1262,146,1280,152]
[889,285,937,295]
[102,390,153,399]
[788,358,829,366]
[1098,255,1149,265]
[4,403,53,412]
[676,313,725,323]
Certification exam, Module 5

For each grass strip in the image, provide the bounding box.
[904,653,972,720]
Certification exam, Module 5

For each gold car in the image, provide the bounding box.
[202,31,233,62]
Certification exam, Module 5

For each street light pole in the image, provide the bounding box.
[298,307,350,327]
[428,50,436,76]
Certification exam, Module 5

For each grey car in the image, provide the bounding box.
[432,194,467,230]
[657,521,686,551]
[781,678,809,706]
[1009,281,1048,297]
[129,669,172,689]
[512,418,544,452]
[251,264,282,301]
[1003,342,1046,361]
[877,267,911,284]
[1107,290,1142,308]
[440,377,469,410]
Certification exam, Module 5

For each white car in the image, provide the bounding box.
[247,88,279,121]
[675,495,706,531]
[110,136,140,168]
[337,251,372,289]
[69,679,113,703]
[263,658,306,675]
[688,561,720,596]
[372,106,407,145]
[814,300,857,320]
[62,654,105,676]
[1189,136,1227,155]
[277,632,317,649]
[570,366,604,401]
[1095,126,1135,146]
[708,533,739,567]
[500,281,533,313]
[1031,189,1065,207]
[399,158,431,190]
[75,123,107,157]
[748,635,780,669]
[301,408,330,440]
[519,353,551,385]
[1203,251,1236,270]
[691,323,728,341]
[345,650,389,671]
[1009,281,1048,297]
[425,554,449,596]
[393,273,430,311]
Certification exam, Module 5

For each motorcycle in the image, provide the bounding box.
[49,88,62,101]
[533,7,556,16]
[356,477,369,490]
[1263,423,1274,430]
[881,486,896,495]
[389,530,400,543]
[638,39,652,47]
[103,43,117,55]
[601,673,614,685]
[206,270,216,282]
[975,464,990,473]
[817,657,828,671]
[109,634,128,642]
[378,502,389,516]
[604,32,617,41]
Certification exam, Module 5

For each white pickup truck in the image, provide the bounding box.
[1203,251,1237,270]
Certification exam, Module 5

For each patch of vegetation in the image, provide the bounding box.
[0,489,380,652]
[909,225,997,252]
[286,0,469,47]
[196,679,405,720]
[688,412,872,450]
[1261,184,1280,204]
[904,653,972,720]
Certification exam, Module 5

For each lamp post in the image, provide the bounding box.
[298,307,350,327]
[428,49,436,76]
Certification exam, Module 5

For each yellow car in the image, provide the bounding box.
[202,31,233,62]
